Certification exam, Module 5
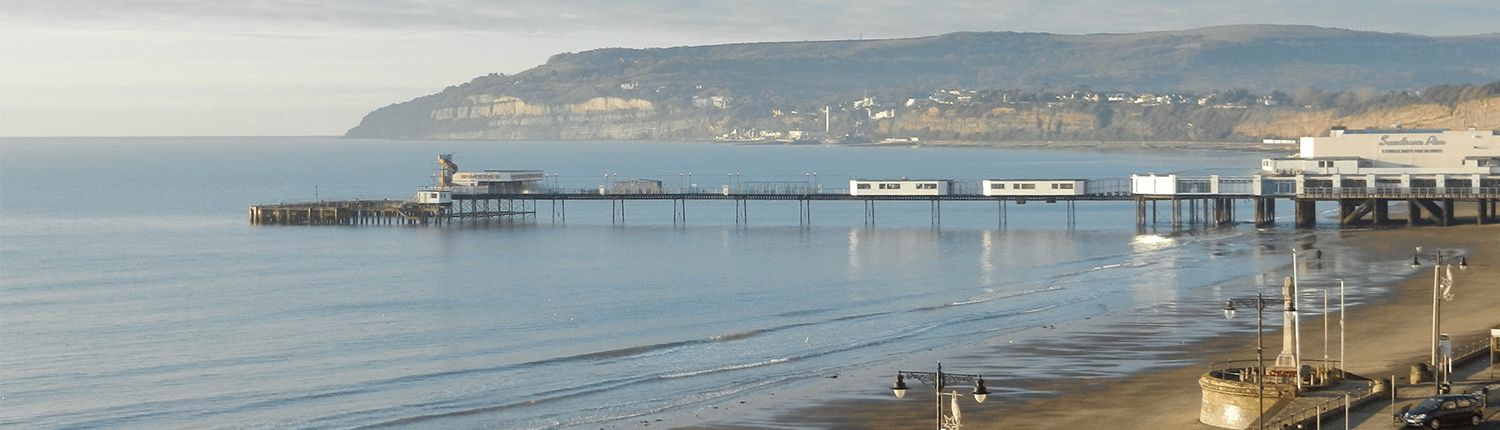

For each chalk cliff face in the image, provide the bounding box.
[1234,96,1500,138]
[346,25,1500,141]
[409,95,701,140]
[414,96,680,139]
[430,96,654,120]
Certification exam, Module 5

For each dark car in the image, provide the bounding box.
[1399,393,1485,428]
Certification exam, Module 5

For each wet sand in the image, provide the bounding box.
[683,224,1500,429]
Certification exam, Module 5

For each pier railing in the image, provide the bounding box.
[1301,187,1500,199]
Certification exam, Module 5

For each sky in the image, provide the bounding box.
[2,0,1498,137]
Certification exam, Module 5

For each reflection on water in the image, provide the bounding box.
[1,137,1425,430]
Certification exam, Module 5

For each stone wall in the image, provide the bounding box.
[1198,372,1295,429]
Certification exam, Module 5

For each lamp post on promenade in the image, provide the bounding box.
[1292,250,1303,391]
[1224,291,1288,430]
[1323,288,1329,374]
[890,363,990,430]
[1337,279,1345,374]
[1410,247,1467,392]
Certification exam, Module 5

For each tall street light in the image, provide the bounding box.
[1411,247,1467,392]
[1337,279,1345,375]
[891,363,990,430]
[1224,291,1286,430]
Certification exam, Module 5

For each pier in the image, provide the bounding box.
[249,199,458,225]
[247,177,1500,228]
[250,127,1500,228]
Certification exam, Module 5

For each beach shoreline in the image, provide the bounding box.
[680,224,1500,429]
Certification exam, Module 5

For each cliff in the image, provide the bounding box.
[346,25,1500,141]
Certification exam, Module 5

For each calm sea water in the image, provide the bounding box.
[0,138,1414,429]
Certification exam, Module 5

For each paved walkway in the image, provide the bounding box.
[1256,378,1381,428]
[1307,358,1497,429]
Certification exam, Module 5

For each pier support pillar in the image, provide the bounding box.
[1135,198,1147,227]
[930,199,941,227]
[1187,199,1195,225]
[1266,198,1276,224]
[1479,199,1490,225]
[1206,199,1218,226]
[1172,199,1182,228]
[1212,199,1223,225]
[1350,199,1362,226]
[1000,199,1009,227]
[1412,199,1448,226]
[1254,198,1266,227]
[1373,199,1390,224]
[1254,197,1277,227]
[1408,199,1422,226]
[861,200,873,227]
[1339,199,1377,226]
[1295,199,1316,228]
[1443,199,1455,226]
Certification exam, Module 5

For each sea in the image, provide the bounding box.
[0,137,1421,429]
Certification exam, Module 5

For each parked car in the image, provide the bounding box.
[1398,393,1485,428]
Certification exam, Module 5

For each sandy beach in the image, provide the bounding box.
[684,224,1500,429]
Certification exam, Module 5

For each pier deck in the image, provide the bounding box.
[248,199,481,225]
[249,187,1500,227]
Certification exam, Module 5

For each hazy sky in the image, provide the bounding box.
[3,1,1498,137]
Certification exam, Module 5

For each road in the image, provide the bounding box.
[1319,355,1497,430]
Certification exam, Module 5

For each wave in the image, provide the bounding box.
[657,357,793,379]
[350,236,1259,429]
[942,285,1063,308]
[350,284,1117,430]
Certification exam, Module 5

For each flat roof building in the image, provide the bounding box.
[451,169,545,194]
[1264,127,1500,175]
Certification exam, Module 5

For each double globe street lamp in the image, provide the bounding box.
[1410,246,1467,392]
[1222,291,1287,430]
[891,363,989,430]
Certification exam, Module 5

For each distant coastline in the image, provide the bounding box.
[710,138,1298,155]
[832,139,1297,154]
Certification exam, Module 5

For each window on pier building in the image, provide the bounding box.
[879,183,901,189]
[990,183,1004,189]
[916,183,937,189]
[857,184,871,189]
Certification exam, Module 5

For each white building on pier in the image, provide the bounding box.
[1262,127,1500,176]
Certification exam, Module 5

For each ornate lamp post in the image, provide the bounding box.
[891,363,990,430]
[1410,247,1467,392]
[1223,291,1281,430]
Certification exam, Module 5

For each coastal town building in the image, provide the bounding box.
[1262,127,1500,175]
[1134,127,1500,228]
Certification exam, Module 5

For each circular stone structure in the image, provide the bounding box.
[1198,369,1296,429]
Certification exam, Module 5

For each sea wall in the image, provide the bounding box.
[1198,372,1295,429]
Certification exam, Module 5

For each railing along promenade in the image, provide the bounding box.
[1206,339,1497,430]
